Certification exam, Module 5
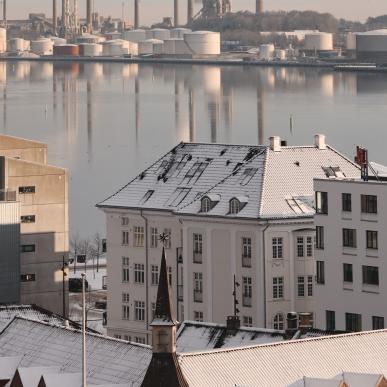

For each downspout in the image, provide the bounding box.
[177,218,183,321]
[262,221,270,328]
[140,210,149,344]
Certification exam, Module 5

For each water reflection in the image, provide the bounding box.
[1,61,387,235]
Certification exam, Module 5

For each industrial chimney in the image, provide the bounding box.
[53,0,57,35]
[86,0,92,33]
[187,0,193,24]
[174,0,179,27]
[3,0,6,25]
[134,0,139,29]
[256,0,263,15]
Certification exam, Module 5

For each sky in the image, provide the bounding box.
[6,0,387,26]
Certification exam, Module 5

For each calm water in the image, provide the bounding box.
[1,61,387,237]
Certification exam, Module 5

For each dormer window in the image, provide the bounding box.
[230,198,241,214]
[201,197,211,213]
[200,194,220,213]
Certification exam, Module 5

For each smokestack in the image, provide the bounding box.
[62,0,66,31]
[256,0,263,15]
[134,0,139,29]
[53,0,57,35]
[187,0,193,24]
[3,0,6,24]
[174,0,179,27]
[86,0,92,33]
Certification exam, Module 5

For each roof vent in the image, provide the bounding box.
[281,140,287,147]
[315,134,327,150]
[226,315,240,333]
[285,311,298,339]
[298,312,313,334]
[269,136,281,152]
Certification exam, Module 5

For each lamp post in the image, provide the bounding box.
[81,272,87,387]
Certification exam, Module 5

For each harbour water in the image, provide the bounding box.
[1,60,387,236]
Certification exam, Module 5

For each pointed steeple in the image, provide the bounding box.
[151,247,177,327]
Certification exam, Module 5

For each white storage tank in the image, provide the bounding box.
[31,38,54,55]
[145,28,170,41]
[138,39,163,55]
[8,38,30,52]
[79,43,102,57]
[259,44,275,60]
[0,28,6,53]
[171,28,191,39]
[356,30,387,60]
[76,33,105,44]
[122,29,146,43]
[305,32,333,51]
[184,31,220,55]
[102,39,131,56]
[51,37,67,46]
[346,33,357,50]
[275,49,286,60]
[163,38,182,55]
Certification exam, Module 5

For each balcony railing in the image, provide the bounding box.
[0,189,16,202]
[193,290,203,303]
[177,285,184,301]
[242,295,252,307]
[242,255,252,268]
[193,251,202,264]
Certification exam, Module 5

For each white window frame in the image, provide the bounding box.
[133,226,144,247]
[135,301,145,321]
[272,237,283,259]
[273,277,284,299]
[122,257,129,282]
[134,263,145,284]
[150,227,158,248]
[151,265,159,286]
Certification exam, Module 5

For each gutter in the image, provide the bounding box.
[140,209,150,344]
[262,221,270,328]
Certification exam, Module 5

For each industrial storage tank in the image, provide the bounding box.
[356,30,387,61]
[79,43,102,57]
[102,39,136,56]
[31,39,54,55]
[8,38,30,52]
[275,49,286,60]
[163,38,182,55]
[184,31,220,55]
[170,28,191,39]
[138,39,164,55]
[259,44,275,60]
[122,29,146,43]
[145,28,170,41]
[76,33,105,44]
[304,32,333,51]
[51,37,67,46]
[53,44,80,56]
[346,33,357,50]
[0,28,6,53]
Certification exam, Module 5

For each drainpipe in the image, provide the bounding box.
[140,210,149,344]
[177,218,183,321]
[262,222,270,328]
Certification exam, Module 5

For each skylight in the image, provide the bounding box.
[139,190,154,205]
[240,168,258,185]
[167,187,191,207]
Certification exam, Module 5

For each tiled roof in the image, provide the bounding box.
[0,317,151,386]
[178,329,387,387]
[97,141,360,219]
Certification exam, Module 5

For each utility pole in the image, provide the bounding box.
[62,255,67,318]
[81,272,87,387]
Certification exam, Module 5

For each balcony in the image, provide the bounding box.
[242,255,251,268]
[0,189,16,202]
[193,290,203,303]
[193,251,202,264]
[242,295,252,307]
[177,285,184,301]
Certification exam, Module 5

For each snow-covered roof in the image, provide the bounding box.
[176,321,286,353]
[97,141,360,219]
[39,372,82,387]
[16,366,61,387]
[0,317,151,386]
[0,356,22,382]
[178,329,387,387]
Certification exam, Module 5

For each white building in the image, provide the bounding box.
[97,135,360,344]
[314,169,387,332]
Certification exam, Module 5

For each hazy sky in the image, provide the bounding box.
[7,0,386,26]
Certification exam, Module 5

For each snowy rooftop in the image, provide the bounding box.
[98,139,360,219]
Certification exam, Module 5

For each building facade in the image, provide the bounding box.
[98,135,360,344]
[314,176,387,332]
[0,135,69,314]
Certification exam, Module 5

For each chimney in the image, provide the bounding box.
[174,0,179,26]
[86,0,92,33]
[256,0,263,15]
[53,0,57,35]
[134,0,139,29]
[285,312,298,339]
[315,134,327,150]
[269,136,281,152]
[3,0,6,24]
[298,312,313,334]
[187,0,193,24]
[226,315,240,334]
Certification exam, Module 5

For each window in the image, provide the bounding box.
[243,277,252,307]
[229,198,240,214]
[322,166,344,178]
[316,261,325,284]
[345,312,362,332]
[151,265,159,286]
[372,316,384,330]
[122,257,129,282]
[243,316,253,327]
[163,228,171,249]
[122,305,130,320]
[151,302,156,318]
[134,263,145,284]
[140,190,154,204]
[114,334,122,339]
[21,215,35,223]
[193,233,203,263]
[297,237,304,258]
[135,337,146,344]
[185,162,208,183]
[361,194,377,214]
[273,313,284,330]
[306,237,313,257]
[168,266,172,286]
[168,187,191,206]
[194,311,203,322]
[307,276,313,296]
[272,277,284,299]
[316,226,324,249]
[19,186,35,194]
[242,237,252,267]
[135,301,145,321]
[297,276,305,297]
[240,168,258,185]
[150,227,158,248]
[193,273,203,303]
[343,228,356,248]
[21,244,35,253]
[123,335,131,341]
[121,217,129,226]
[122,231,129,245]
[342,193,352,212]
[133,226,144,247]
[362,265,379,286]
[326,310,335,331]
[315,191,328,214]
[272,237,283,259]
[122,292,130,303]
[366,230,378,249]
[21,274,35,282]
[201,197,211,213]
[343,263,353,283]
